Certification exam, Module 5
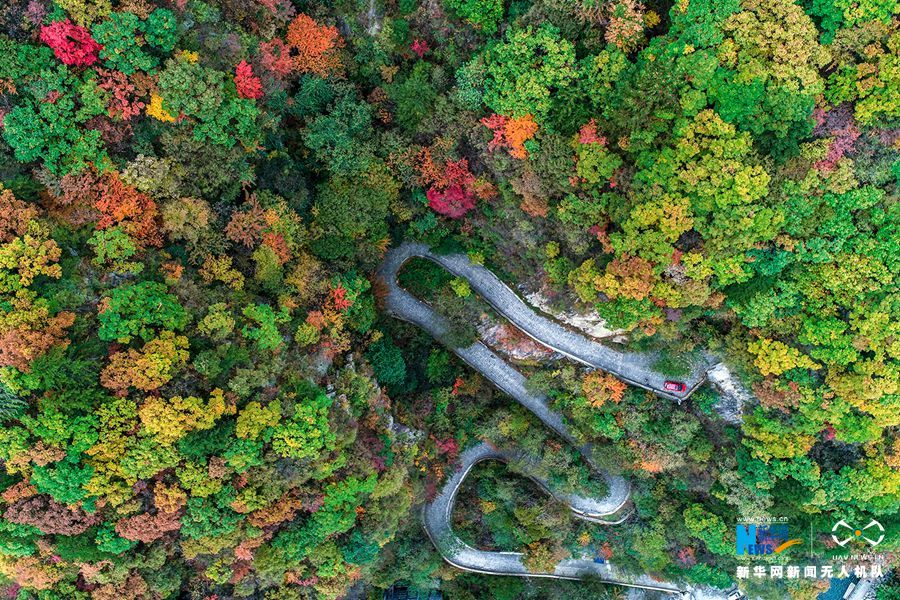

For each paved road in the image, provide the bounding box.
[421,441,683,590]
[379,243,711,402]
[376,243,704,596]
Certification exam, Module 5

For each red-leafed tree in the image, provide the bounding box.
[39,20,102,67]
[578,119,605,145]
[411,39,430,58]
[812,106,860,172]
[234,61,263,99]
[261,232,290,264]
[425,159,478,219]
[96,69,146,120]
[328,284,352,312]
[258,38,295,78]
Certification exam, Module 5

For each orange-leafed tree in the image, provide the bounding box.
[511,169,549,217]
[94,171,163,249]
[285,13,344,77]
[115,510,182,543]
[581,370,627,408]
[0,191,74,372]
[0,291,75,372]
[225,199,268,248]
[482,114,538,159]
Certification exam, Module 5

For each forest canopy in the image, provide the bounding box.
[0,0,896,598]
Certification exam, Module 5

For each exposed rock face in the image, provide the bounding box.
[524,288,622,341]
[707,363,751,424]
[364,0,381,35]
[478,319,560,363]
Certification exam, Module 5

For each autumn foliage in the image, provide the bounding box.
[411,39,430,58]
[0,190,39,243]
[115,510,182,543]
[261,13,344,79]
[5,496,98,535]
[0,0,895,597]
[581,371,627,408]
[96,68,146,120]
[481,113,538,159]
[0,292,75,372]
[225,198,268,247]
[0,191,74,372]
[39,20,101,66]
[234,60,264,99]
[100,331,190,393]
[92,171,163,248]
[258,38,294,77]
[417,152,482,219]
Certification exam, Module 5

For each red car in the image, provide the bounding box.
[664,380,687,393]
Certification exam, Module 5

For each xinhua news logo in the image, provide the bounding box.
[736,523,802,556]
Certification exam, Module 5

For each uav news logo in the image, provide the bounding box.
[736,522,802,556]
[831,519,884,547]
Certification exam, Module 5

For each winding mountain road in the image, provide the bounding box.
[379,243,711,401]
[422,441,676,588]
[375,242,733,597]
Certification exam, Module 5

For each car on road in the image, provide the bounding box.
[664,380,687,393]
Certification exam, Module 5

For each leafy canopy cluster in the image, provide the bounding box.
[0,0,895,598]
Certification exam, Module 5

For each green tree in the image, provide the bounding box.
[386,61,437,132]
[157,57,261,148]
[98,282,188,343]
[301,88,375,176]
[712,0,827,154]
[310,162,398,262]
[241,304,290,351]
[92,12,159,74]
[88,227,143,275]
[271,389,336,461]
[683,505,732,556]
[446,0,504,34]
[181,486,243,540]
[2,66,108,176]
[367,338,407,388]
[478,25,577,121]
[620,109,776,287]
[31,456,94,504]
[0,382,27,422]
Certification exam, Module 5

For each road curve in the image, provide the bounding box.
[422,442,691,593]
[378,243,711,402]
[375,243,696,596]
